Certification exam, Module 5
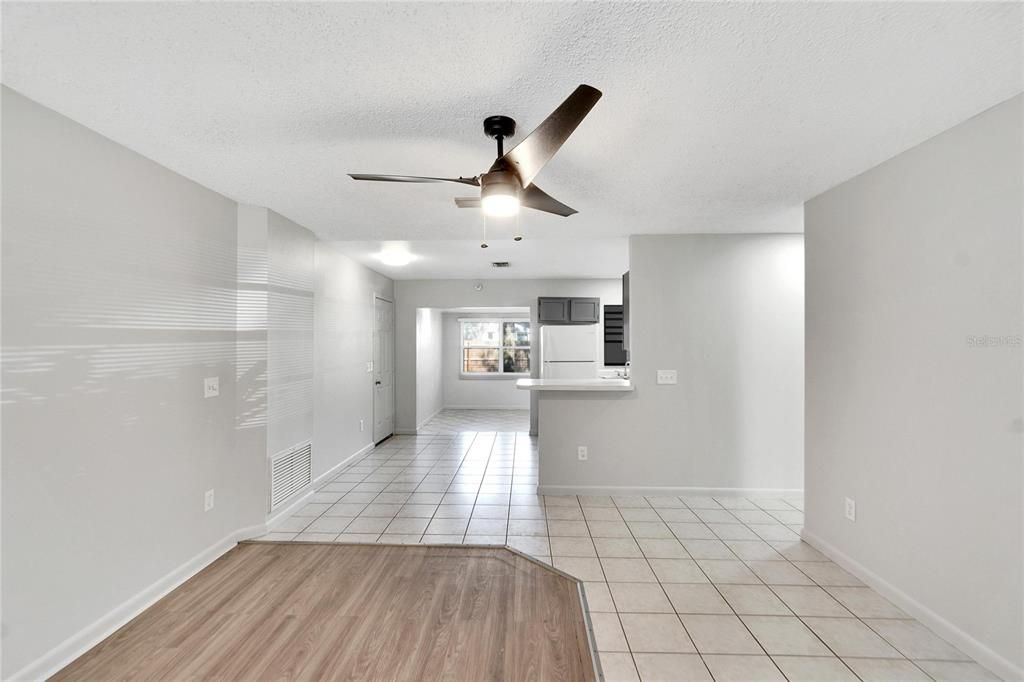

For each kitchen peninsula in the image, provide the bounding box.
[515,378,633,392]
[517,377,636,495]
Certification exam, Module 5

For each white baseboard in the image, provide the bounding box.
[13,441,378,681]
[10,523,265,682]
[267,441,374,529]
[415,407,443,431]
[801,529,1022,682]
[314,441,374,486]
[537,484,804,497]
[266,489,314,528]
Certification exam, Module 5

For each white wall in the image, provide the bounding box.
[235,204,269,523]
[267,210,315,457]
[0,89,395,678]
[537,234,805,494]
[415,308,443,426]
[1,88,265,677]
[804,94,1022,678]
[242,216,391,490]
[393,278,622,433]
[441,312,530,410]
[314,243,394,477]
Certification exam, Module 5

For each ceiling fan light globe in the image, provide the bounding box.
[481,193,520,217]
[480,170,521,217]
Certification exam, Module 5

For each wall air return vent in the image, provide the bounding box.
[270,441,312,510]
[491,261,511,268]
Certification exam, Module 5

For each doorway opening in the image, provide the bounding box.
[414,306,531,433]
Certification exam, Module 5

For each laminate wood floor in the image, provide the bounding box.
[52,542,597,682]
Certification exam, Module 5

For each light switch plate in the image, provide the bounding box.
[656,369,678,385]
[203,376,220,398]
[366,361,374,373]
[204,489,215,512]
[844,497,856,522]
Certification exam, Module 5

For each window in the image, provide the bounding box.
[460,319,531,375]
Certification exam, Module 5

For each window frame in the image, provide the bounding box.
[458,317,531,377]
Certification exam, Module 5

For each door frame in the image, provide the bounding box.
[372,293,395,444]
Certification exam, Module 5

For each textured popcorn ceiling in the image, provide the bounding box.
[2,2,1021,277]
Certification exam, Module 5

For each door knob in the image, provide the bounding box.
[375,381,382,385]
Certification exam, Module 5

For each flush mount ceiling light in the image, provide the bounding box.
[349,84,602,225]
[378,252,412,266]
[375,244,416,267]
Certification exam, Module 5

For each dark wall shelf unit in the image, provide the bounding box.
[603,304,628,366]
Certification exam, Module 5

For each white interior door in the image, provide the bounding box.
[373,296,395,442]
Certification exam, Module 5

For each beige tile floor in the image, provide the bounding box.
[416,408,530,434]
[258,431,999,682]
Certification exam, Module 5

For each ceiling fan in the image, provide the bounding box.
[349,84,602,219]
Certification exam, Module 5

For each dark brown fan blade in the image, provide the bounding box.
[499,84,602,188]
[349,174,479,186]
[521,184,577,217]
[454,197,481,208]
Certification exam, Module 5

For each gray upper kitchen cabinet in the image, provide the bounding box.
[538,297,571,323]
[537,297,600,324]
[569,298,600,323]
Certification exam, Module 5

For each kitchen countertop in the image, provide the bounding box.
[515,378,633,392]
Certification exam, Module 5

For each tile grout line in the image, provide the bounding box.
[669,501,801,682]
[411,432,452,544]
[424,432,476,543]
[619,496,719,681]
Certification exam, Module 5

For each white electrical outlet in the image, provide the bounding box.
[204,489,215,512]
[203,376,219,398]
[577,446,588,461]
[360,419,365,432]
[844,497,856,522]
[656,369,678,385]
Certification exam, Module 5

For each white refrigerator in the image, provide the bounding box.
[540,325,599,379]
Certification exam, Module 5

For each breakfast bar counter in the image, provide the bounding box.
[515,378,633,392]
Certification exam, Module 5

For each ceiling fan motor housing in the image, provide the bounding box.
[480,169,521,199]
